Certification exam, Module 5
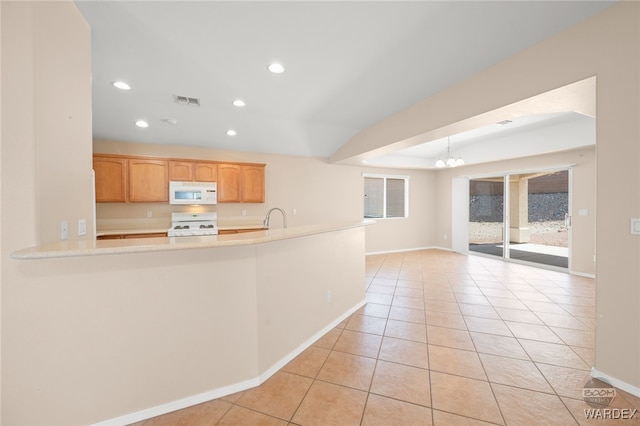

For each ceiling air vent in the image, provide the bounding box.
[173,95,200,106]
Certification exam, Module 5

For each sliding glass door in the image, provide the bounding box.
[468,177,505,258]
[507,171,569,268]
[468,169,570,269]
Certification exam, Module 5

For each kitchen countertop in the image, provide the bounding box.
[95,224,266,237]
[12,221,375,260]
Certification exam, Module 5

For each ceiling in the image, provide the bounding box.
[76,1,611,166]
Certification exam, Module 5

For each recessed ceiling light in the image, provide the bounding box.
[112,81,131,90]
[134,120,149,128]
[226,129,237,136]
[232,99,246,107]
[267,63,285,74]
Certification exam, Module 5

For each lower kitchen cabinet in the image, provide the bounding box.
[218,228,267,235]
[97,232,167,240]
[123,233,167,239]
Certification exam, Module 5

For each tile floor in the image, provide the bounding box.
[134,249,640,425]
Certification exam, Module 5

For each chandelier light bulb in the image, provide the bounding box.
[435,137,464,168]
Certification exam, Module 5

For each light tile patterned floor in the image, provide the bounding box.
[134,249,640,425]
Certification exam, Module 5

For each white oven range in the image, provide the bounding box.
[168,212,218,237]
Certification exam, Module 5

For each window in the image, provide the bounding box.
[364,174,409,218]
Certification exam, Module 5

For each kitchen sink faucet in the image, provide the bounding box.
[263,207,287,228]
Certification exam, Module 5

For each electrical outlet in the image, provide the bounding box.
[146,210,153,218]
[78,219,87,236]
[327,290,333,303]
[61,220,68,240]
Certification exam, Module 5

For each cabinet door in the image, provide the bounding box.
[129,159,169,202]
[217,164,242,202]
[242,165,265,203]
[93,156,127,202]
[169,161,193,181]
[194,162,218,182]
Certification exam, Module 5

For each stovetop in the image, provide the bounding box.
[168,212,218,237]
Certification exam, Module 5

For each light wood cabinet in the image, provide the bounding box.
[123,232,167,239]
[194,162,217,182]
[128,159,169,202]
[217,164,242,202]
[242,165,266,203]
[97,232,167,240]
[169,161,218,182]
[93,156,128,202]
[168,161,193,181]
[94,154,263,204]
[218,163,265,203]
[218,228,267,235]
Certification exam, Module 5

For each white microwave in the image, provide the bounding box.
[169,181,217,205]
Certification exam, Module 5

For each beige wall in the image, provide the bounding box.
[1,1,94,423]
[335,2,640,393]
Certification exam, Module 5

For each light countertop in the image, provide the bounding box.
[12,221,375,260]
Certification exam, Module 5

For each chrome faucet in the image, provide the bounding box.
[263,207,287,228]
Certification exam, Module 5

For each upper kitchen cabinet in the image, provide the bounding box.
[128,159,169,202]
[94,154,263,203]
[217,164,242,202]
[93,155,128,202]
[194,162,218,182]
[168,161,194,181]
[169,161,218,182]
[242,165,266,203]
[218,163,265,203]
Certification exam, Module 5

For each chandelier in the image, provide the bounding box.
[435,137,464,168]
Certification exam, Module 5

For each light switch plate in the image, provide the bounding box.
[630,218,640,235]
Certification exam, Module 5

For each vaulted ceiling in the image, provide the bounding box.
[77,1,611,167]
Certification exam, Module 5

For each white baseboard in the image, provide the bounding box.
[91,299,366,426]
[591,368,640,398]
[257,299,366,382]
[570,270,596,279]
[365,246,440,256]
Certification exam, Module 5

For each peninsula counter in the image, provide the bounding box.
[7,222,368,425]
